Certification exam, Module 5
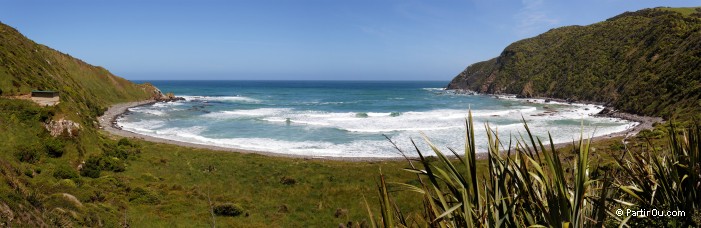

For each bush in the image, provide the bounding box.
[213,203,244,217]
[80,156,102,178]
[129,187,160,204]
[38,108,55,123]
[104,140,140,160]
[23,168,34,177]
[117,138,134,147]
[44,138,65,158]
[53,165,78,179]
[14,144,41,163]
[101,157,125,172]
[280,176,296,185]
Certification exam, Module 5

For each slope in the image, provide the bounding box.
[0,21,158,226]
[447,7,701,118]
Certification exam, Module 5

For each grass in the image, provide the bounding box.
[1,10,700,226]
[3,95,696,227]
[0,20,487,226]
[119,140,426,227]
[659,7,701,17]
[0,97,447,226]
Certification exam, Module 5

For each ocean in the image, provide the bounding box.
[119,80,636,158]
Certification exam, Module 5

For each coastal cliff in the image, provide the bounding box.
[447,7,701,118]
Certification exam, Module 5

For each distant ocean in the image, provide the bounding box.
[120,80,636,158]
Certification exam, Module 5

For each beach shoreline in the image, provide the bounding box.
[98,99,404,162]
[98,98,662,162]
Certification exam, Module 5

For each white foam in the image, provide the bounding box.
[367,112,392,117]
[344,126,461,133]
[238,107,555,133]
[152,102,184,108]
[118,111,637,158]
[470,107,537,117]
[182,95,260,103]
[202,108,291,118]
[262,109,459,132]
[118,119,166,133]
[117,94,638,157]
[128,107,167,116]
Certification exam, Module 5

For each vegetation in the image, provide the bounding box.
[447,7,701,119]
[0,97,431,226]
[370,112,700,227]
[0,21,159,126]
[1,6,700,227]
[213,203,245,217]
[0,21,427,226]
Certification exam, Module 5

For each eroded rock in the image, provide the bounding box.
[44,119,81,137]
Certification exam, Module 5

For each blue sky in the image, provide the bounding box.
[1,0,699,80]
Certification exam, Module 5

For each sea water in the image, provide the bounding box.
[119,80,636,158]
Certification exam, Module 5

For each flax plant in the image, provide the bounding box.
[369,111,613,227]
[614,123,701,226]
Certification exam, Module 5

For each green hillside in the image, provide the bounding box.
[0,22,161,226]
[0,22,159,119]
[0,21,421,227]
[447,7,701,118]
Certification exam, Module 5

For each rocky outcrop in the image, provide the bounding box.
[148,85,185,102]
[44,119,81,137]
[158,92,185,102]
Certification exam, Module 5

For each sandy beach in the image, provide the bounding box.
[98,99,400,161]
[98,99,662,161]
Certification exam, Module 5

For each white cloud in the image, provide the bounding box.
[515,0,559,37]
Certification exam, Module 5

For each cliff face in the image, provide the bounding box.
[447,7,701,118]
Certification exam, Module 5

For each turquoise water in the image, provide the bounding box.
[119,80,636,157]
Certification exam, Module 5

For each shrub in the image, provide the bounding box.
[117,138,134,147]
[280,176,296,185]
[53,165,78,179]
[615,123,701,226]
[371,113,701,227]
[213,203,244,217]
[129,187,160,204]
[57,179,78,189]
[14,144,41,163]
[44,138,65,158]
[23,168,34,177]
[371,112,608,227]
[104,147,125,160]
[101,157,125,172]
[104,140,140,160]
[38,108,55,123]
[80,156,102,178]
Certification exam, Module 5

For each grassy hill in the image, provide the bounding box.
[447,7,701,118]
[0,21,155,226]
[2,7,699,226]
[0,22,159,120]
[0,21,423,227]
